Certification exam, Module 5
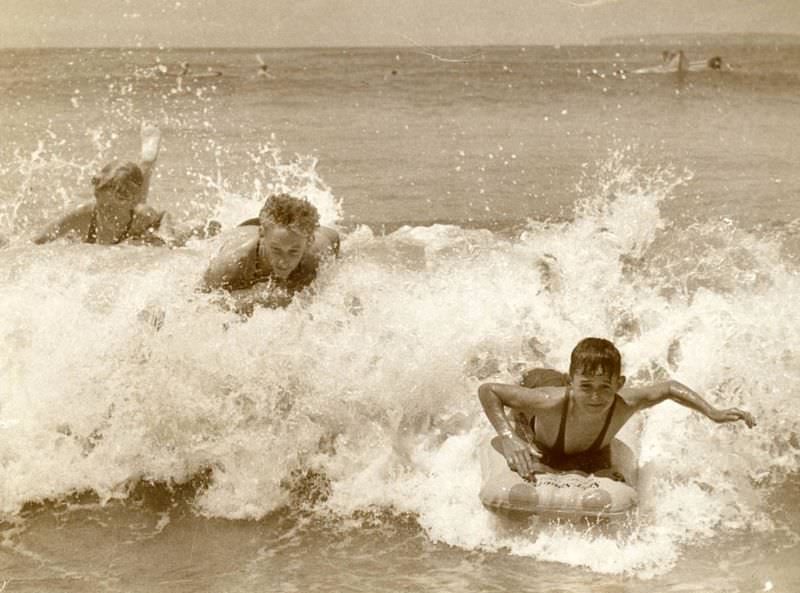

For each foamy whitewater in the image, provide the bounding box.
[0,45,799,592]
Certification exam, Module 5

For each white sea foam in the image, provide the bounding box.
[0,143,798,579]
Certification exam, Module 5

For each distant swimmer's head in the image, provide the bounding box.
[569,338,626,411]
[258,194,320,279]
[708,56,723,70]
[92,161,145,207]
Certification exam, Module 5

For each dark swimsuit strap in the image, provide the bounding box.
[253,238,267,279]
[86,210,98,244]
[550,394,570,455]
[588,395,617,451]
[86,208,135,245]
[552,390,617,455]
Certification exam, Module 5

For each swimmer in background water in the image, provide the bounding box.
[256,54,274,79]
[633,51,726,75]
[32,122,219,247]
[632,49,688,74]
[202,194,340,313]
[478,337,755,482]
[688,55,726,71]
[177,61,222,78]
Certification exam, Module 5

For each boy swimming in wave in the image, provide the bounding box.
[478,337,755,481]
[32,122,218,247]
[202,194,340,313]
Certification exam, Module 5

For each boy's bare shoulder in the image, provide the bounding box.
[72,202,96,216]
[203,226,260,289]
[58,202,95,226]
[316,225,339,242]
[216,226,260,256]
[311,226,340,258]
[507,384,566,413]
[533,386,568,408]
[130,204,164,233]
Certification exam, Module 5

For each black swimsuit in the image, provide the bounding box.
[530,393,618,473]
[86,210,134,245]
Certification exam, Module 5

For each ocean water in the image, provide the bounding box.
[0,43,799,592]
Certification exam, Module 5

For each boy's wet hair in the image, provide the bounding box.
[568,337,622,378]
[258,193,319,240]
[91,161,144,196]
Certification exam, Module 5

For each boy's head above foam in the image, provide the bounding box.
[569,337,622,380]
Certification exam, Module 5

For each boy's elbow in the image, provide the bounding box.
[645,380,678,405]
[478,383,496,403]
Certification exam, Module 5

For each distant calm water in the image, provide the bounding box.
[0,43,799,592]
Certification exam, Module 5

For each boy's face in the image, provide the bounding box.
[259,224,309,279]
[94,183,141,223]
[570,366,625,414]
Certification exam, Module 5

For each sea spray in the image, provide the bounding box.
[0,143,798,580]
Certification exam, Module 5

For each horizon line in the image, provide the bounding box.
[2,32,800,52]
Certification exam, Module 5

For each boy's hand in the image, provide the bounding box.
[501,433,542,481]
[710,407,756,428]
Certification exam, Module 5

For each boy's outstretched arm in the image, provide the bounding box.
[32,203,93,244]
[624,380,756,428]
[32,214,75,244]
[478,383,553,480]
